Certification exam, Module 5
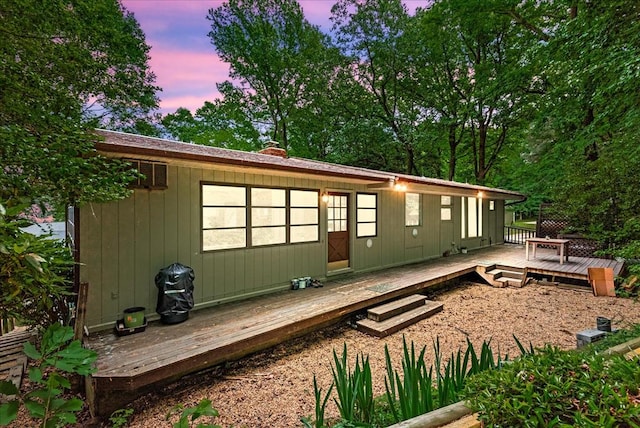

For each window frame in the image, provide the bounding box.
[202,184,248,251]
[405,192,421,227]
[461,196,483,239]
[250,187,287,247]
[440,195,452,221]
[201,182,320,252]
[356,192,378,238]
[290,189,320,243]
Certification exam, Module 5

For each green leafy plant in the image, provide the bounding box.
[109,407,134,428]
[384,336,434,422]
[330,343,374,425]
[0,323,97,427]
[301,375,333,428]
[464,345,640,426]
[166,399,221,428]
[0,200,75,329]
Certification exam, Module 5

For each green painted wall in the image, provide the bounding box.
[80,162,506,330]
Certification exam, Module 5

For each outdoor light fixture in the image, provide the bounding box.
[393,179,407,192]
[477,191,485,198]
[321,192,330,203]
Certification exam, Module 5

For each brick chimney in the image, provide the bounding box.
[258,141,287,158]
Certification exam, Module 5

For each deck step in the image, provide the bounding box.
[366,294,427,322]
[487,269,522,280]
[495,277,520,286]
[357,300,443,338]
[495,265,524,273]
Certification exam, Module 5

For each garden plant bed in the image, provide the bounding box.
[7,281,640,427]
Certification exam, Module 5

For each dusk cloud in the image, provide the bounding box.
[122,0,422,114]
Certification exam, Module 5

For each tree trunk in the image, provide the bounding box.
[448,124,457,181]
[477,121,488,184]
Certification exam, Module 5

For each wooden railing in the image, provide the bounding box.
[1,317,16,336]
[504,226,536,245]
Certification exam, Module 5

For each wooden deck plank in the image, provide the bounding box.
[85,244,625,416]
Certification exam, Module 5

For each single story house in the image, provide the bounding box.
[77,130,525,331]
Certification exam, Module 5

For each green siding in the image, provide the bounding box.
[80,163,509,330]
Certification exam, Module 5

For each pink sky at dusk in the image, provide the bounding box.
[121,1,425,115]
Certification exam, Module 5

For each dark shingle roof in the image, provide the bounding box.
[94,129,525,200]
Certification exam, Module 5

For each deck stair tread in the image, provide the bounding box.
[487,269,523,280]
[366,294,427,322]
[494,265,524,273]
[357,300,443,338]
[495,277,520,285]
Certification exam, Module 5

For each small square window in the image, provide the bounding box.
[441,207,452,221]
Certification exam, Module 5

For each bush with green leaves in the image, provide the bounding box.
[464,345,640,427]
[0,200,75,329]
[0,323,97,427]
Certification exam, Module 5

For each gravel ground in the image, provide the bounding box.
[9,282,640,427]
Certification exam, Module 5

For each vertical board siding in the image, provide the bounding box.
[148,189,165,309]
[118,198,135,310]
[163,166,179,264]
[189,168,204,303]
[82,204,102,326]
[100,203,119,324]
[133,190,151,309]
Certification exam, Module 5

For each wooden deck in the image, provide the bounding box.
[0,329,33,395]
[85,244,624,415]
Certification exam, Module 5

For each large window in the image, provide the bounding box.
[356,193,377,237]
[202,184,319,251]
[202,185,247,251]
[461,196,483,239]
[405,193,421,226]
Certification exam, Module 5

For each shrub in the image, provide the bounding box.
[464,345,640,427]
[0,200,75,329]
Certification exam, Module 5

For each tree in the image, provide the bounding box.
[0,0,160,328]
[0,0,160,208]
[526,0,640,249]
[434,0,537,185]
[406,4,473,180]
[331,0,438,176]
[162,86,261,152]
[207,0,333,150]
